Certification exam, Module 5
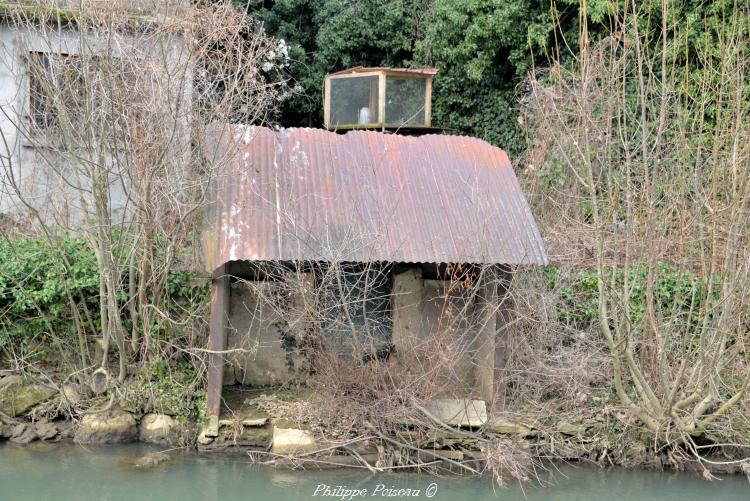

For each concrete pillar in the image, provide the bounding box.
[473,276,498,404]
[283,270,315,375]
[205,264,229,436]
[287,270,315,327]
[391,268,423,358]
[493,273,512,408]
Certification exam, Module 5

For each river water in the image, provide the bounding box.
[0,442,747,500]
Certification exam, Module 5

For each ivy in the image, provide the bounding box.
[235,0,746,158]
[0,237,99,347]
[0,236,209,357]
[540,264,717,333]
[238,0,592,155]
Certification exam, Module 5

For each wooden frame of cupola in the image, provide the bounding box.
[323,67,436,131]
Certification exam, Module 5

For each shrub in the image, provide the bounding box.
[0,236,98,350]
[0,235,209,363]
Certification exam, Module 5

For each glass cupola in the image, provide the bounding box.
[323,67,436,130]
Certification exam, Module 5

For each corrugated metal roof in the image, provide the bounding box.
[204,126,546,271]
[328,67,438,76]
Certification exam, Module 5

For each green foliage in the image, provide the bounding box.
[237,1,746,157]
[116,357,204,420]
[0,235,209,358]
[0,235,208,419]
[241,0,583,155]
[139,358,204,420]
[541,264,712,332]
[414,0,563,151]
[241,0,429,128]
[0,236,99,348]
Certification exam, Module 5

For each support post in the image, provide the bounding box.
[493,271,511,409]
[205,263,229,436]
[474,272,498,405]
[392,268,423,360]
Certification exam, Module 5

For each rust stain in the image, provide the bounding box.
[328,66,438,76]
[206,126,546,272]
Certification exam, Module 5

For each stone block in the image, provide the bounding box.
[486,418,532,436]
[426,399,487,428]
[74,409,137,444]
[0,376,56,417]
[139,413,177,444]
[272,427,316,454]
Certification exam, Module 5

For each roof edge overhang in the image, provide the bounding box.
[327,66,438,77]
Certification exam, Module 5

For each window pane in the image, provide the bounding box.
[27,52,141,133]
[317,264,392,357]
[329,76,379,127]
[385,77,426,126]
[28,52,84,131]
[28,53,55,129]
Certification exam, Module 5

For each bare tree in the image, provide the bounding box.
[0,0,287,385]
[523,0,750,463]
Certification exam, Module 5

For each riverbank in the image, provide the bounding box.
[2,373,749,481]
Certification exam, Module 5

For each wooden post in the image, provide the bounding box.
[425,76,432,127]
[323,76,331,129]
[474,272,498,405]
[378,72,386,129]
[205,264,229,436]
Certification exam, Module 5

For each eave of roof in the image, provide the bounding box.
[328,66,438,76]
[0,1,185,25]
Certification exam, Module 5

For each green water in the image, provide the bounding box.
[0,443,748,501]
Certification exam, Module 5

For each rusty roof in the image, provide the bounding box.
[328,67,438,76]
[204,126,546,271]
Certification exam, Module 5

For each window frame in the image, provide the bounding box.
[25,51,78,134]
[24,50,145,144]
[312,262,394,357]
[323,69,433,130]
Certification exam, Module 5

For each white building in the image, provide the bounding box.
[0,1,190,225]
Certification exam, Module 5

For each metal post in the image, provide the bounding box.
[205,263,229,436]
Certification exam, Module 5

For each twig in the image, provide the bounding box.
[365,422,480,474]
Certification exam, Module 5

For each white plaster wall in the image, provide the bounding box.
[0,20,192,225]
[0,22,85,214]
[224,281,297,387]
[0,21,28,214]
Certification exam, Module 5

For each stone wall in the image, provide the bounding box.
[0,19,191,222]
[224,265,505,400]
[223,272,312,386]
[223,282,293,386]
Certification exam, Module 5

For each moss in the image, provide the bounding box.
[0,2,170,25]
[0,3,77,23]
[0,377,56,417]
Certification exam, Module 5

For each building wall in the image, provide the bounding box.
[222,281,293,386]
[223,265,507,400]
[1,1,187,13]
[0,21,77,216]
[392,269,485,398]
[0,20,191,223]
[223,272,312,386]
